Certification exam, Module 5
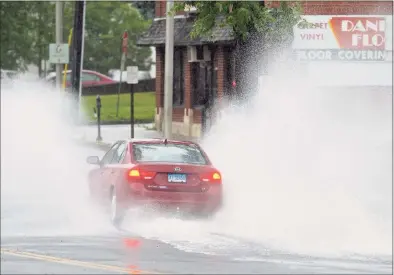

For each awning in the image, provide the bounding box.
[137,16,235,46]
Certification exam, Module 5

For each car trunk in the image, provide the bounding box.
[136,163,216,193]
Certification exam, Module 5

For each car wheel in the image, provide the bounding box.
[110,188,125,227]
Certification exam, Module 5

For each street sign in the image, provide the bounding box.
[122,31,128,54]
[126,66,138,84]
[49,43,69,64]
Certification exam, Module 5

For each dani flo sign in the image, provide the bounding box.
[292,16,392,61]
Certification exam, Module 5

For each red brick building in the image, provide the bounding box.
[137,1,393,138]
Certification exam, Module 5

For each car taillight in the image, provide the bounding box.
[127,169,156,180]
[128,169,140,178]
[200,171,222,184]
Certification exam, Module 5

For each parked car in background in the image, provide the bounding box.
[108,69,152,82]
[45,69,116,88]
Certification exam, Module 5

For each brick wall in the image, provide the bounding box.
[184,47,192,112]
[155,1,166,18]
[173,107,184,122]
[302,1,393,15]
[193,109,202,124]
[216,45,225,100]
[155,47,164,112]
[155,0,186,18]
[265,1,392,15]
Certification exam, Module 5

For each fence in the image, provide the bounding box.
[81,78,155,96]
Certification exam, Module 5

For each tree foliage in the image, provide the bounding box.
[1,1,152,75]
[130,1,155,20]
[64,1,152,74]
[0,2,37,71]
[173,1,302,47]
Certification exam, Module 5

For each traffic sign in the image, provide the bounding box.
[126,66,139,84]
[122,31,128,54]
[49,43,69,64]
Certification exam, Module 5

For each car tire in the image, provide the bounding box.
[110,188,125,228]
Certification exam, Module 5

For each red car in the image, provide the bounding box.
[46,69,116,88]
[86,139,223,226]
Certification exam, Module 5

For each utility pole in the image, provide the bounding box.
[70,0,85,121]
[78,0,87,122]
[163,0,174,139]
[55,0,63,90]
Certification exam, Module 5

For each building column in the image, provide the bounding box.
[216,45,225,100]
[155,46,164,130]
[183,47,193,136]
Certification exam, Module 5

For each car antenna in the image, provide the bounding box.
[164,138,168,145]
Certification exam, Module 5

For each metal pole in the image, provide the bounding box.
[78,0,87,122]
[163,0,174,139]
[116,31,128,117]
[63,28,73,89]
[96,95,102,142]
[55,0,63,91]
[130,84,134,138]
[71,0,84,122]
[115,53,124,117]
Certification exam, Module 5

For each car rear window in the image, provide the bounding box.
[133,143,207,165]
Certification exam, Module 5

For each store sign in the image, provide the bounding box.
[292,15,392,61]
[295,49,386,61]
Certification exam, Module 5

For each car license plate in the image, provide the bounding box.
[168,173,187,183]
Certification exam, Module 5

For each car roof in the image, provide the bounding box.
[120,138,197,146]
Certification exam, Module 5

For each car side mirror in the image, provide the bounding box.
[86,156,100,165]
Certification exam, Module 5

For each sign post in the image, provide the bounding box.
[126,66,139,139]
[116,31,129,117]
[95,95,102,142]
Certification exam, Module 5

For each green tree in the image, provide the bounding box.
[130,1,155,20]
[63,1,152,75]
[30,2,56,76]
[1,1,151,75]
[174,1,301,47]
[173,1,303,97]
[0,1,36,71]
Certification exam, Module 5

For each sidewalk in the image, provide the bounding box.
[76,124,161,144]
[73,124,199,150]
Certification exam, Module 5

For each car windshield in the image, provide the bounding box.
[133,143,207,165]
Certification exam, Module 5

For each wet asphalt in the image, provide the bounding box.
[2,231,393,274]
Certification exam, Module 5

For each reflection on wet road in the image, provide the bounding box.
[2,234,392,274]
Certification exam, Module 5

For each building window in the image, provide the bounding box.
[191,62,205,106]
[192,59,215,107]
[173,47,184,106]
[223,46,236,99]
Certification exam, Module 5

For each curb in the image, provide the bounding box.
[74,139,112,151]
[73,133,201,152]
[82,120,154,126]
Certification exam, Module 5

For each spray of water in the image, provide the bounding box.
[204,72,392,256]
[125,59,392,259]
[1,78,114,237]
